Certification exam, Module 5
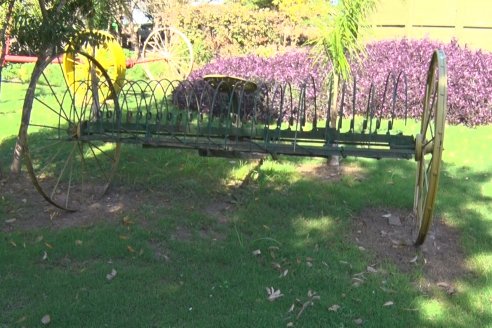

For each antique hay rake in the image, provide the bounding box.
[18,48,447,246]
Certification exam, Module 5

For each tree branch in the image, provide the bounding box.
[38,0,48,20]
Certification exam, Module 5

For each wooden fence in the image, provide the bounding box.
[365,0,492,51]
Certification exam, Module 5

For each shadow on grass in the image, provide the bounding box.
[1,128,491,327]
[232,156,492,327]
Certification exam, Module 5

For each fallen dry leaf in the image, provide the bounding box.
[437,282,456,295]
[354,318,363,325]
[75,240,83,246]
[383,301,394,307]
[388,215,402,226]
[380,286,396,293]
[9,240,17,247]
[42,251,48,261]
[5,218,16,224]
[41,314,51,325]
[288,304,295,313]
[382,213,392,218]
[35,236,44,243]
[409,256,418,263]
[437,282,450,288]
[106,269,117,281]
[44,242,53,249]
[367,266,378,273]
[271,262,282,270]
[279,269,288,278]
[266,287,284,301]
[286,322,294,327]
[127,245,136,253]
[328,304,341,312]
[252,249,261,256]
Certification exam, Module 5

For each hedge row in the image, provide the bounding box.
[182,39,492,126]
[156,3,314,63]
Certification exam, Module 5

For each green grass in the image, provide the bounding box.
[1,81,492,327]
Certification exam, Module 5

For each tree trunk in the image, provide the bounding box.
[329,73,340,167]
[10,57,49,174]
[0,0,16,176]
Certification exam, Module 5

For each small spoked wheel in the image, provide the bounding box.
[141,26,194,81]
[413,50,447,245]
[20,50,121,211]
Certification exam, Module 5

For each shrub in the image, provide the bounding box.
[175,38,492,127]
[154,3,309,64]
[355,39,492,126]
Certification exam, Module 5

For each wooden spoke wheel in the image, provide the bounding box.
[141,26,194,81]
[20,50,121,211]
[413,50,447,245]
[63,30,127,97]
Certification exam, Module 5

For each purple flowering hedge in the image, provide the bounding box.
[176,39,492,126]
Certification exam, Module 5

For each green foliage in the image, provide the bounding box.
[273,0,332,24]
[312,0,377,80]
[156,3,306,63]
[240,0,275,8]
[0,63,34,83]
[7,0,129,55]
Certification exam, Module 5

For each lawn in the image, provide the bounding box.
[1,79,491,327]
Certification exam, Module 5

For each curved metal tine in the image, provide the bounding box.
[388,71,407,133]
[294,83,305,132]
[267,82,280,132]
[268,82,283,137]
[222,82,241,142]
[117,80,135,127]
[180,79,201,134]
[363,83,376,133]
[396,71,409,125]
[167,80,185,131]
[350,76,357,133]
[378,71,395,133]
[198,81,213,130]
[337,82,347,131]
[249,82,263,141]
[308,75,318,129]
[138,80,153,132]
[150,79,169,137]
[300,82,307,130]
[283,82,294,129]
[388,73,397,133]
[324,75,334,139]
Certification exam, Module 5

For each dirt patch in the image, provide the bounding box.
[1,168,471,296]
[352,208,472,294]
[297,161,366,182]
[0,173,148,232]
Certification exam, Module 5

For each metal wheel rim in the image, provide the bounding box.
[413,50,447,245]
[141,26,194,81]
[22,51,121,211]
